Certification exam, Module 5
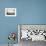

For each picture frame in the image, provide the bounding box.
[5,8,16,17]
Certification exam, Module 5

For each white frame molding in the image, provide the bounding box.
[18,25,21,43]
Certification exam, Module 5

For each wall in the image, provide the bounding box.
[0,0,46,44]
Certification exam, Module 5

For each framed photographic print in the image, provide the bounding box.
[18,24,46,42]
[5,8,16,17]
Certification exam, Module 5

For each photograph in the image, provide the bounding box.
[5,8,16,16]
[18,24,46,46]
[0,0,46,46]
